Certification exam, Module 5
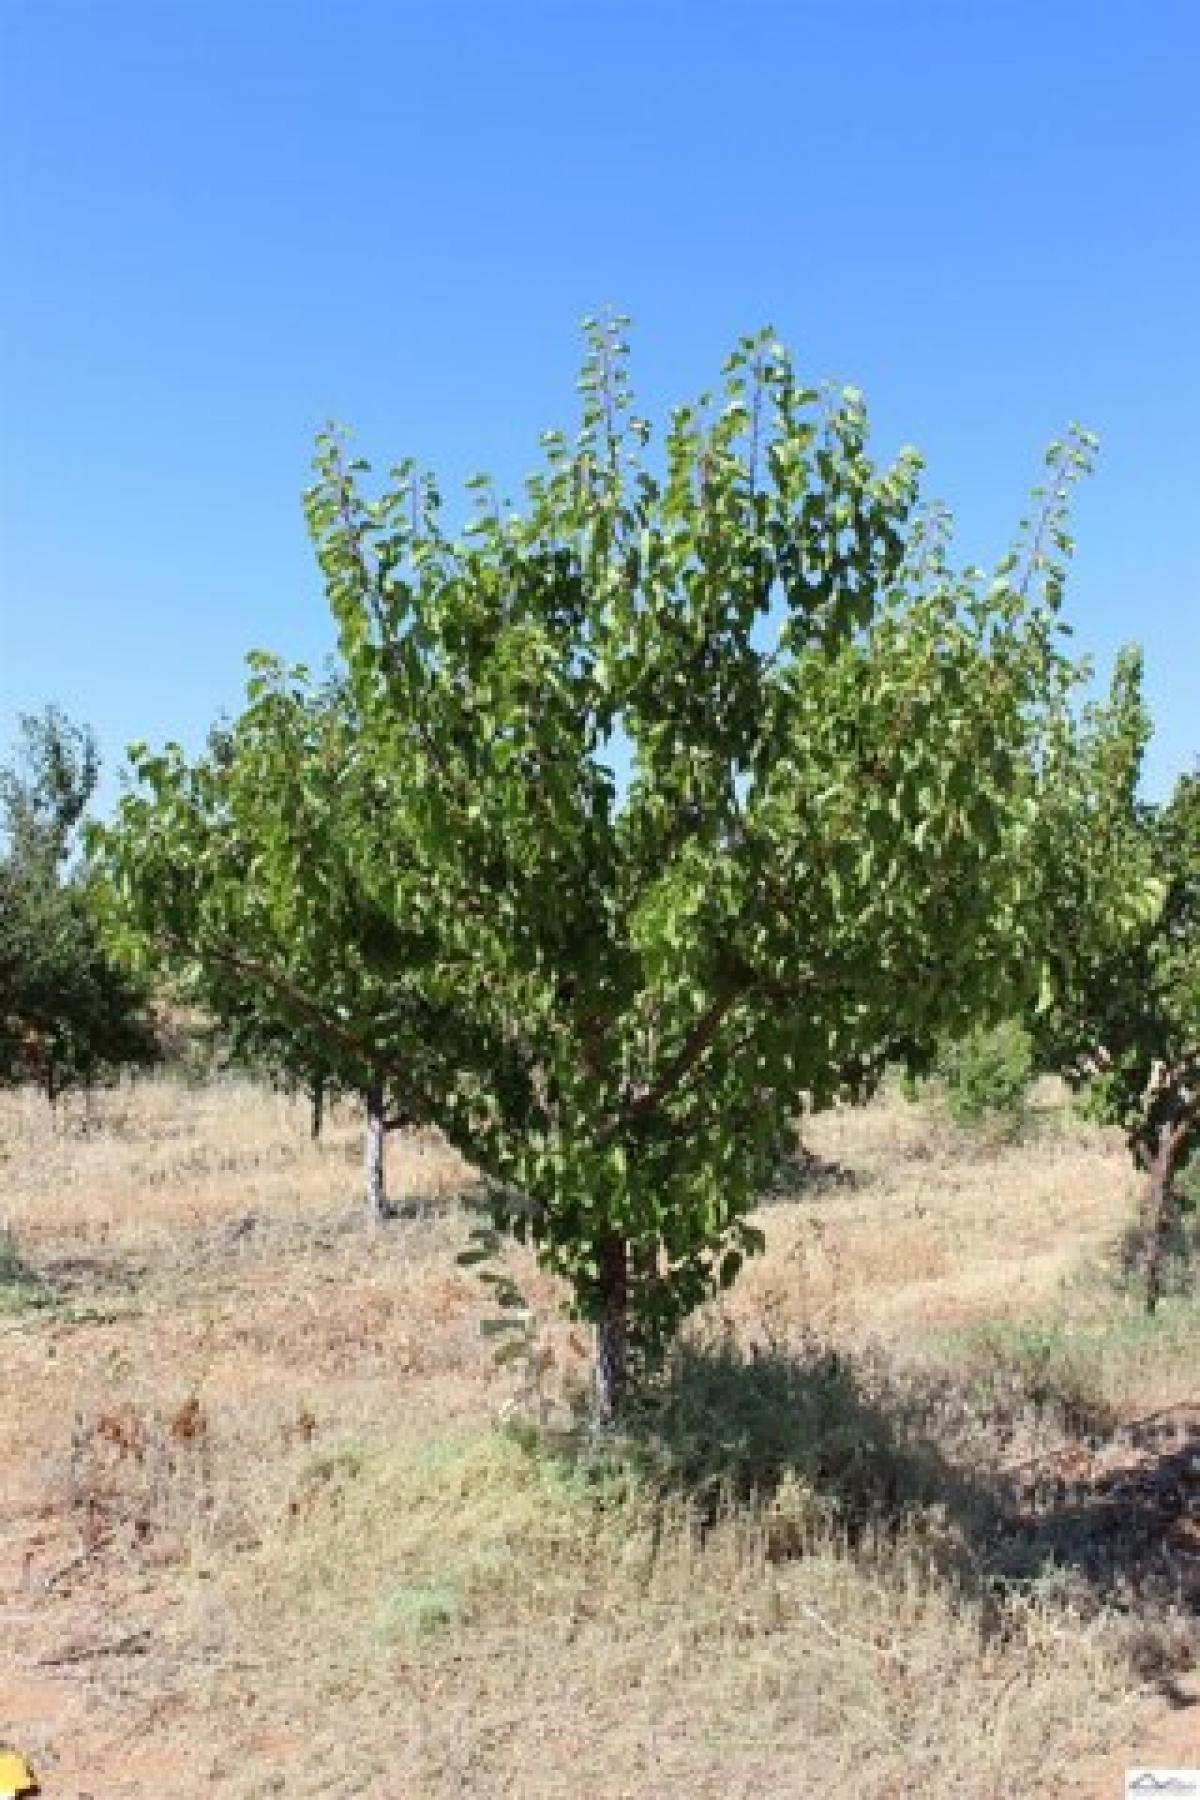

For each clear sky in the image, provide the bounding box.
[1,0,1196,808]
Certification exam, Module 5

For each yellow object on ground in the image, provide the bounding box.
[0,1748,37,1797]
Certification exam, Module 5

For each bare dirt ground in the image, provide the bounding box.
[1,1077,1196,1797]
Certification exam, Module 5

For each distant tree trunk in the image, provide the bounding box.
[311,1073,325,1141]
[365,1079,391,1224]
[592,1232,629,1427]
[1139,1118,1189,1314]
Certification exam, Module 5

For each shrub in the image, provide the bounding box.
[937,1019,1035,1140]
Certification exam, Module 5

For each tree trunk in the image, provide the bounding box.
[365,1080,391,1225]
[1140,1123,1184,1315]
[592,1233,629,1428]
[311,1074,325,1142]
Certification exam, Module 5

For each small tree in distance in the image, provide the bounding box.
[98,683,452,1222]
[935,1018,1036,1142]
[97,319,1152,1420]
[1,707,158,1104]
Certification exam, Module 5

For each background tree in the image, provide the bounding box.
[216,1005,337,1140]
[1036,761,1199,1311]
[1,706,158,1103]
[905,652,1157,1144]
[95,676,455,1221]
[98,321,1149,1419]
[195,718,338,1139]
[931,1018,1037,1142]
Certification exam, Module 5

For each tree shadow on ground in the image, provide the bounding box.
[390,1177,488,1222]
[1118,1215,1200,1300]
[619,1334,979,1530]
[758,1144,866,1207]
[546,1332,1199,1671]
[991,1402,1200,1612]
[37,1248,148,1301]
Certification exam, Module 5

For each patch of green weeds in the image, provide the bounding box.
[0,1227,53,1316]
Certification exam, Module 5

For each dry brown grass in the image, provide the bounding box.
[1,1076,1196,1797]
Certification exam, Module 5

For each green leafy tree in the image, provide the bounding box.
[1037,763,1199,1310]
[0,707,158,1102]
[97,320,1148,1418]
[935,1018,1036,1140]
[95,678,451,1220]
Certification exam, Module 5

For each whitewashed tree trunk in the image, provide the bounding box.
[365,1080,391,1224]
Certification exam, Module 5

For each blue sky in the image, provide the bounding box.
[1,0,1196,808]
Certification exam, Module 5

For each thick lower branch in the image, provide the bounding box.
[609,991,741,1134]
[154,930,437,1120]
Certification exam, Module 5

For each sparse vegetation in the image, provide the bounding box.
[1,1076,1195,1796]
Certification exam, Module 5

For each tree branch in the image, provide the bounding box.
[608,990,741,1133]
[154,930,440,1118]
